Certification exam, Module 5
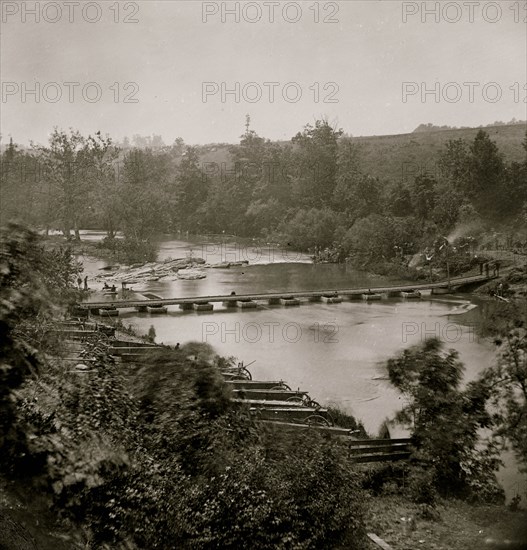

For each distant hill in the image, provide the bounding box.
[3,124,525,186]
[412,120,525,133]
[196,123,526,184]
[349,123,526,183]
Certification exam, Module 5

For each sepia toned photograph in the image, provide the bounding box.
[1,1,526,548]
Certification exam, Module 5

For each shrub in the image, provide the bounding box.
[97,236,157,264]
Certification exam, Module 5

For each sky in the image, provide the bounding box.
[1,0,526,146]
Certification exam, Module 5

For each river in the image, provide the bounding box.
[78,231,524,501]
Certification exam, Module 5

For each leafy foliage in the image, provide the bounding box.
[479,327,527,471]
[387,338,503,503]
[0,223,81,474]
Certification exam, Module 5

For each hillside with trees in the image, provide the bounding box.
[1,122,526,271]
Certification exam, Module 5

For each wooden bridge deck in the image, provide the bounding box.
[79,274,494,310]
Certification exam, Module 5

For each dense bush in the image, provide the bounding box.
[9,320,369,549]
[386,338,504,503]
[0,224,82,475]
[96,235,158,264]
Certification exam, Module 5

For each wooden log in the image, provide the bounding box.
[367,533,394,550]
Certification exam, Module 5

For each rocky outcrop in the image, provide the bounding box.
[93,255,248,285]
[177,268,207,280]
[95,257,205,283]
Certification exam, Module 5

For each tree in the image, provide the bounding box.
[333,138,385,222]
[173,146,208,233]
[387,338,501,501]
[333,142,384,222]
[342,214,418,266]
[118,148,171,241]
[437,138,470,192]
[291,120,342,208]
[333,139,362,215]
[0,140,45,228]
[277,207,341,251]
[31,128,119,240]
[467,130,507,218]
[479,326,527,471]
[503,131,527,218]
[85,132,120,239]
[386,182,413,218]
[431,181,463,231]
[409,173,438,224]
[34,129,91,240]
[0,223,81,474]
[235,131,291,236]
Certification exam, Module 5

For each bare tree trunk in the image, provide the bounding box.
[106,215,115,239]
[63,223,71,240]
[74,219,81,241]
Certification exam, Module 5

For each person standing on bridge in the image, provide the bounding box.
[485,263,490,278]
[495,260,501,277]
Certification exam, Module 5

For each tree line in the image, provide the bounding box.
[1,122,526,268]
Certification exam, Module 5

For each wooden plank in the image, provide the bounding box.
[233,398,307,408]
[257,420,355,436]
[367,533,394,550]
[251,407,326,414]
[109,347,158,354]
[226,380,290,390]
[351,452,411,463]
[348,438,411,447]
[112,340,157,348]
[232,389,308,401]
[348,444,410,455]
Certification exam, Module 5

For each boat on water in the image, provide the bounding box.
[96,308,119,317]
[146,305,168,314]
[401,290,421,299]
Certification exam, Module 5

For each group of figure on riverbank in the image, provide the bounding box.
[77,276,89,291]
[479,260,501,278]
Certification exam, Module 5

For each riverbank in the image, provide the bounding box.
[475,264,527,299]
[365,495,527,550]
